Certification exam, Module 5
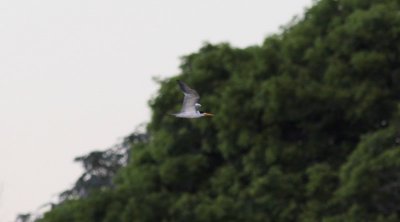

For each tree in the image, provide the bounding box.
[15,214,31,222]
[36,0,400,221]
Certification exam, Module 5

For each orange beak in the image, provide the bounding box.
[203,112,214,117]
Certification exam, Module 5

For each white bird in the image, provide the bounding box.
[172,80,213,118]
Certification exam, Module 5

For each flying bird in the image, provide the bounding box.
[172,80,213,118]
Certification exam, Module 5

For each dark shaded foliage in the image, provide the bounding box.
[59,132,148,201]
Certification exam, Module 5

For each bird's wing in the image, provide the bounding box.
[178,80,200,113]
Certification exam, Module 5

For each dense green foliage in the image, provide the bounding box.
[36,0,400,221]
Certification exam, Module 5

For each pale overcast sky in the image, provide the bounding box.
[0,0,313,221]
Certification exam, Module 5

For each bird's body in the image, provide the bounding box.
[173,112,203,119]
[172,80,213,118]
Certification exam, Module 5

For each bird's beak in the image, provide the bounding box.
[203,112,214,117]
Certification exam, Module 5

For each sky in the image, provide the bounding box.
[0,0,313,221]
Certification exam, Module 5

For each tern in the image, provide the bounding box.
[172,80,213,118]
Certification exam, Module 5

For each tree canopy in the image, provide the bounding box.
[33,0,400,221]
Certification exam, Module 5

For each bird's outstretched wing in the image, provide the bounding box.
[177,80,200,113]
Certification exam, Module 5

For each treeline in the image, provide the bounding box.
[28,0,400,221]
